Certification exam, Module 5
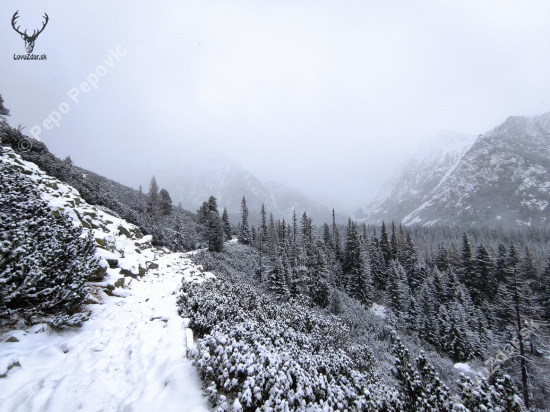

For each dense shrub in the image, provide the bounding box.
[192,244,260,284]
[0,155,99,325]
[178,275,403,411]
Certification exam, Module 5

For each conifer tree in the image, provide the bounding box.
[393,338,454,411]
[460,234,473,286]
[197,196,224,252]
[403,232,422,290]
[268,246,290,299]
[416,278,441,347]
[238,196,250,245]
[491,372,527,412]
[508,242,519,269]
[343,220,373,306]
[257,204,269,281]
[250,225,257,246]
[146,176,163,222]
[0,93,10,117]
[222,206,232,241]
[471,243,494,304]
[171,208,196,251]
[332,209,342,263]
[159,188,172,216]
[308,240,331,307]
[519,246,537,282]
[495,243,508,284]
[322,222,331,249]
[441,300,475,362]
[494,257,540,409]
[268,213,277,254]
[390,221,398,261]
[387,261,410,317]
[369,237,387,291]
[539,257,550,321]
[434,243,449,272]
[380,222,391,265]
[260,204,268,241]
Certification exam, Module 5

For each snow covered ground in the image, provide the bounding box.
[0,252,211,412]
[0,148,212,412]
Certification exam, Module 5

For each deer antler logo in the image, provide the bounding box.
[11,11,49,54]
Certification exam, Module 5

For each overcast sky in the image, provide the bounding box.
[2,0,550,212]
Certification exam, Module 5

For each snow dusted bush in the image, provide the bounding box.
[179,276,402,411]
[192,244,260,284]
[0,157,99,325]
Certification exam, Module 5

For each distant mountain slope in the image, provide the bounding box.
[162,151,337,224]
[358,113,550,228]
[356,131,477,223]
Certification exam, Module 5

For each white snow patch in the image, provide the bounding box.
[454,363,473,373]
[370,303,387,319]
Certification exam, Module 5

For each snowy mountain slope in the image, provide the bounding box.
[0,148,212,411]
[402,112,550,227]
[358,112,550,228]
[161,150,337,225]
[356,131,477,223]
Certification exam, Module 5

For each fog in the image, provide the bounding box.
[2,0,550,213]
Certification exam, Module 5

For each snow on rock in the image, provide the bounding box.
[0,149,210,412]
[1,148,154,286]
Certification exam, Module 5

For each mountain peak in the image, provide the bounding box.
[358,111,550,228]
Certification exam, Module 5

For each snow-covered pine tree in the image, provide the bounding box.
[471,243,494,305]
[493,255,541,409]
[268,212,277,256]
[380,221,392,265]
[343,220,373,306]
[441,299,475,362]
[539,257,550,321]
[495,243,508,284]
[197,196,224,252]
[414,351,454,411]
[369,235,387,291]
[460,233,473,287]
[434,243,449,272]
[332,209,342,263]
[308,240,331,307]
[0,93,10,117]
[322,222,331,249]
[146,176,163,222]
[387,260,410,318]
[237,196,250,245]
[393,337,455,411]
[457,372,526,412]
[222,206,232,241]
[268,246,290,299]
[490,372,527,412]
[402,231,422,291]
[159,188,172,216]
[416,278,441,347]
[250,225,257,246]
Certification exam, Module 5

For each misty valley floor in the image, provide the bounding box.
[0,253,209,412]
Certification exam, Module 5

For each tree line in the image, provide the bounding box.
[224,195,549,410]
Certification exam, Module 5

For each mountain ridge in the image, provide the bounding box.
[357,112,550,228]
